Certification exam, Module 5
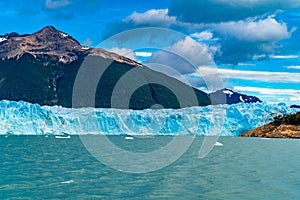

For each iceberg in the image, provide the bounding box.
[0,100,296,136]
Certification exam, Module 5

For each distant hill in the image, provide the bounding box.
[291,105,300,109]
[209,88,261,104]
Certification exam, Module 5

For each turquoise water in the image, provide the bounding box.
[1,136,300,199]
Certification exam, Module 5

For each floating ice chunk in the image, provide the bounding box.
[60,180,74,184]
[55,135,71,139]
[214,142,223,146]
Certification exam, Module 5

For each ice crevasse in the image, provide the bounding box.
[0,100,296,136]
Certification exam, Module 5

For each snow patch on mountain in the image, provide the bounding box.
[0,37,7,43]
[223,89,233,96]
[60,32,68,38]
[239,96,245,102]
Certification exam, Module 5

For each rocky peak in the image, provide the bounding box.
[33,26,80,46]
[0,26,143,66]
[2,32,20,39]
[0,26,86,63]
[39,25,61,34]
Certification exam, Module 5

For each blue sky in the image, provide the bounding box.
[0,0,300,105]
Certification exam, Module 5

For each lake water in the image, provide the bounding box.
[1,136,300,199]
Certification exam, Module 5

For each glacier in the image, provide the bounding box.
[0,100,296,136]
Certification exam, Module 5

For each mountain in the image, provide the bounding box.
[241,112,300,138]
[209,88,262,104]
[0,26,86,63]
[291,105,300,109]
[0,26,211,109]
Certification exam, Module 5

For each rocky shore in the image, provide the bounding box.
[241,112,300,138]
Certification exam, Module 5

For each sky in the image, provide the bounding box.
[0,0,300,105]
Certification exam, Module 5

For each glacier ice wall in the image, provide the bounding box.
[0,100,296,136]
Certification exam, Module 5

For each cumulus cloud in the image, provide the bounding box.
[124,9,177,27]
[190,31,214,41]
[123,8,204,29]
[145,37,214,74]
[211,16,295,64]
[213,17,292,42]
[104,7,296,64]
[169,37,213,65]
[45,0,70,9]
[169,0,300,23]
[102,8,205,39]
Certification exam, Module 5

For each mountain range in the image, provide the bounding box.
[0,26,260,109]
[209,88,261,104]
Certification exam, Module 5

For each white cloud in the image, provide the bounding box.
[252,54,267,60]
[190,31,214,41]
[169,37,213,66]
[45,0,70,9]
[124,9,204,29]
[278,96,300,102]
[233,86,300,95]
[146,37,214,74]
[285,65,300,69]
[270,55,298,59]
[124,9,177,27]
[213,17,292,42]
[119,9,296,65]
[237,63,256,67]
[196,67,300,83]
[233,86,300,104]
[123,9,293,46]
[108,47,137,61]
[135,52,152,57]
